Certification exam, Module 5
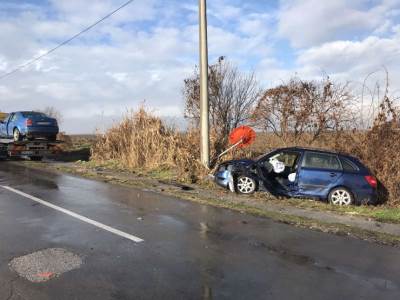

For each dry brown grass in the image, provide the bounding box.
[91,108,208,182]
[330,97,400,205]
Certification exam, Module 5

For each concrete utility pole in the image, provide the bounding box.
[199,0,210,168]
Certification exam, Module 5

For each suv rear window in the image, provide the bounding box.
[302,152,341,170]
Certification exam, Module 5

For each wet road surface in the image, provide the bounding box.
[0,162,400,299]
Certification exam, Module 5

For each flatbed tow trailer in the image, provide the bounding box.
[0,139,62,161]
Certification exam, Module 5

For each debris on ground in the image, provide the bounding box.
[9,248,82,283]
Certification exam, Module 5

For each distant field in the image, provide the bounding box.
[0,112,8,121]
[68,134,96,149]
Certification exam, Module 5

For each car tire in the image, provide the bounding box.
[328,187,353,206]
[13,128,22,142]
[235,175,258,194]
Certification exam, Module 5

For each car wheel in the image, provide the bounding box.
[13,128,22,141]
[329,187,353,206]
[236,175,257,194]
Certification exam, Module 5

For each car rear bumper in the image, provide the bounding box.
[26,126,59,137]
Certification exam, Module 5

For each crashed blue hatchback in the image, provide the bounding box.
[213,147,378,206]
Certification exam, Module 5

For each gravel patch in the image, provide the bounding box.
[9,248,82,283]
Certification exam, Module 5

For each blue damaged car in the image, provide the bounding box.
[0,111,59,141]
[214,147,378,206]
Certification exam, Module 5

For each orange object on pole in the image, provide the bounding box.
[228,126,256,148]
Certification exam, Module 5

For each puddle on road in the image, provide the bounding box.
[9,248,82,283]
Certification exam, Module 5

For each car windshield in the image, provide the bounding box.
[21,112,48,118]
[255,149,276,161]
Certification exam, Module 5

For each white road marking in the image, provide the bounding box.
[0,185,144,243]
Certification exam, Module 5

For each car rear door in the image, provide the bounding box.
[297,151,343,198]
[6,113,16,137]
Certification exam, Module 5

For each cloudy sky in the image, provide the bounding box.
[0,0,399,133]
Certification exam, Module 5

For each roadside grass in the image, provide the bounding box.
[273,198,400,224]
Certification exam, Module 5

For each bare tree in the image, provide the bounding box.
[253,77,355,146]
[38,106,63,124]
[184,58,261,156]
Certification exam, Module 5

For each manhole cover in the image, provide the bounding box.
[9,248,82,282]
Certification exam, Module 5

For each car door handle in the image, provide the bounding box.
[330,172,337,177]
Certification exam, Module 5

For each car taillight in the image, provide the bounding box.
[365,175,377,189]
[26,119,33,126]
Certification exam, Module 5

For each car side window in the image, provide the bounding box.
[340,157,359,172]
[301,152,341,170]
[261,151,301,173]
[273,151,300,168]
[10,114,17,122]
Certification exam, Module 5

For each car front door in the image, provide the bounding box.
[297,151,343,198]
[257,150,302,194]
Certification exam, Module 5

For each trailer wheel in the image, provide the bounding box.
[13,128,22,142]
[30,156,43,161]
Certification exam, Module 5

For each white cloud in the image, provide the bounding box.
[208,0,242,20]
[278,0,400,48]
[297,34,400,82]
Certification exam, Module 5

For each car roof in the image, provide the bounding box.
[282,146,339,154]
[275,146,358,159]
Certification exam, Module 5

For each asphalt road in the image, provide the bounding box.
[1,162,400,299]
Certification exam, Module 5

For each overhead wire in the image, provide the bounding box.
[0,0,135,80]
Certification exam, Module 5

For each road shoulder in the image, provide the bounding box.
[12,160,400,247]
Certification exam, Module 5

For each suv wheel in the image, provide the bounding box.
[236,175,257,194]
[329,187,353,206]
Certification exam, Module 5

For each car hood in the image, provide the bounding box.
[220,158,255,167]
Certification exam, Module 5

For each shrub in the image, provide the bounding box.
[253,77,355,146]
[91,107,209,182]
[331,95,400,205]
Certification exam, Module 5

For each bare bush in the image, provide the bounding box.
[91,107,209,182]
[331,92,400,205]
[38,106,63,124]
[184,58,261,158]
[253,77,355,146]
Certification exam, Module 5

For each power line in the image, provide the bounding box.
[0,0,135,81]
